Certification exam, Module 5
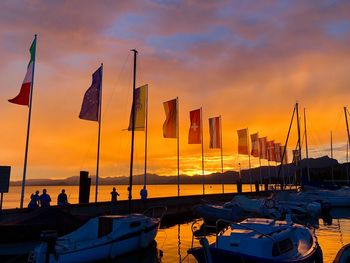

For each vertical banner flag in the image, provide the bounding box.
[281,145,288,164]
[259,137,268,159]
[237,128,249,154]
[128,84,147,131]
[274,143,282,162]
[188,109,201,144]
[79,66,102,121]
[267,140,276,161]
[8,38,36,106]
[209,116,221,148]
[250,133,259,157]
[163,98,177,138]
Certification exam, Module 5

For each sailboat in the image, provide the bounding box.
[29,50,165,263]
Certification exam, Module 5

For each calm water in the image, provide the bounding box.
[2,185,349,263]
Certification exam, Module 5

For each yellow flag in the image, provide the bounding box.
[128,84,147,131]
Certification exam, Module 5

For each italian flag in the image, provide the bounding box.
[8,37,36,106]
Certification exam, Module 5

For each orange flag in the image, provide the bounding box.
[267,140,276,161]
[162,98,178,138]
[250,133,259,157]
[259,137,268,159]
[188,109,201,144]
[237,128,249,155]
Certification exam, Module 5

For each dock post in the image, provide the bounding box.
[255,182,259,193]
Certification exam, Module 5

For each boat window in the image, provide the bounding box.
[272,238,293,257]
[130,221,141,228]
[98,217,113,238]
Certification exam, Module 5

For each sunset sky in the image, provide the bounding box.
[1,0,350,181]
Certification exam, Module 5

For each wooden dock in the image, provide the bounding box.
[0,190,277,226]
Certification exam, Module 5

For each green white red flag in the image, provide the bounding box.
[209,116,221,148]
[8,38,36,106]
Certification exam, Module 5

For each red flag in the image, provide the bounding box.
[209,116,221,148]
[188,109,201,144]
[9,37,36,106]
[267,140,276,161]
[237,128,249,154]
[259,137,268,159]
[251,133,259,157]
[163,98,177,138]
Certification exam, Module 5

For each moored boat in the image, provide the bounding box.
[188,217,323,263]
[29,213,161,263]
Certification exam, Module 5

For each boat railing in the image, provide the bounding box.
[143,206,167,220]
[215,219,277,247]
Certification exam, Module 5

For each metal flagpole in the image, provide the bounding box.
[201,107,205,195]
[144,85,149,188]
[344,107,350,184]
[95,63,103,203]
[129,49,138,213]
[304,108,310,182]
[20,34,37,209]
[248,129,252,192]
[220,115,224,193]
[177,97,180,196]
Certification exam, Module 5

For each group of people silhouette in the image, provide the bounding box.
[28,189,68,209]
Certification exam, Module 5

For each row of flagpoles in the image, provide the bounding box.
[9,36,294,208]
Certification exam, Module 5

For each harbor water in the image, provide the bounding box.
[1,185,349,263]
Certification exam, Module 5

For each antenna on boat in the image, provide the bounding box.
[304,108,310,182]
[129,49,138,214]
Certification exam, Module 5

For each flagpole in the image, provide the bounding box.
[144,85,149,188]
[248,129,252,192]
[94,63,103,203]
[20,34,37,209]
[220,115,224,193]
[201,107,205,195]
[129,49,138,213]
[177,97,180,197]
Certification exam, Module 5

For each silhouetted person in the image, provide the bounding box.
[40,188,51,207]
[57,189,69,206]
[28,190,40,209]
[140,186,148,211]
[110,187,120,213]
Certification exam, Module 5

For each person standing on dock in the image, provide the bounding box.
[57,189,69,206]
[28,190,40,209]
[110,187,120,214]
[39,189,51,207]
[140,186,148,211]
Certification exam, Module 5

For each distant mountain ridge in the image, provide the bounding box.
[10,156,345,186]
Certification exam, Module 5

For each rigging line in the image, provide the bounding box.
[103,53,131,116]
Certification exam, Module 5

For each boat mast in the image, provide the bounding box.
[331,130,334,184]
[304,108,310,182]
[344,107,350,184]
[129,49,138,214]
[277,104,296,188]
[295,102,303,186]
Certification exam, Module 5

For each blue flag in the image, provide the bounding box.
[79,66,102,121]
